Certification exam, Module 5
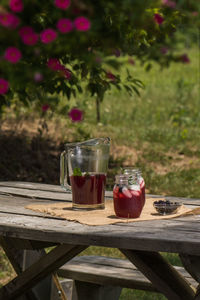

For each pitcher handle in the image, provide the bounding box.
[60,150,71,191]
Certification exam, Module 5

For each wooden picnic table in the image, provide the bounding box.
[0,181,200,300]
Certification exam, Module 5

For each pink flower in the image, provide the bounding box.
[162,0,176,8]
[4,47,22,63]
[21,32,38,46]
[54,0,70,10]
[106,71,116,81]
[19,27,38,46]
[64,69,71,80]
[160,47,168,55]
[154,14,164,25]
[74,16,91,32]
[9,0,24,13]
[68,108,83,122]
[59,66,72,80]
[42,104,50,112]
[0,78,9,95]
[34,72,43,82]
[0,13,20,29]
[19,26,34,37]
[57,18,73,33]
[40,28,57,44]
[47,58,62,71]
[180,54,190,64]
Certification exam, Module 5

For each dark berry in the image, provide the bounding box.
[119,187,123,193]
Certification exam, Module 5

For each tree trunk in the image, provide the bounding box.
[96,97,101,123]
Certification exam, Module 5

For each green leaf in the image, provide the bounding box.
[73,168,82,176]
[132,85,141,96]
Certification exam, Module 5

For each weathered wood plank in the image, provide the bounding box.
[2,181,200,203]
[120,249,196,300]
[23,251,67,300]
[0,192,200,225]
[1,237,66,300]
[0,244,87,300]
[0,186,71,201]
[1,211,200,254]
[0,187,114,202]
[0,195,65,219]
[57,255,198,291]
[1,197,200,230]
[0,236,57,250]
[0,237,39,300]
[73,281,122,300]
[195,286,200,300]
[180,254,200,283]
[0,182,65,193]
[0,182,114,199]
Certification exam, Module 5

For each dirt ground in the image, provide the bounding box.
[0,121,129,186]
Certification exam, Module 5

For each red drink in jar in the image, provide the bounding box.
[139,177,145,207]
[113,175,143,218]
[70,173,106,209]
[123,168,146,208]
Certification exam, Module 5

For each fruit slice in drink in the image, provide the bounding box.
[113,186,143,218]
[140,179,145,207]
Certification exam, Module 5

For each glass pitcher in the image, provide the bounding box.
[60,137,110,210]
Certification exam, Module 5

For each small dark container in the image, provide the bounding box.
[153,200,182,215]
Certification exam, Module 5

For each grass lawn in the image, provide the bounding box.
[0,44,199,299]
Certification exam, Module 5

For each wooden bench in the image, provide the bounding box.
[57,255,198,300]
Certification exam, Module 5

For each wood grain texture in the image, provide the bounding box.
[0,181,112,198]
[73,281,122,300]
[1,208,200,254]
[180,254,200,283]
[120,249,196,300]
[2,181,200,203]
[0,182,200,299]
[0,186,70,201]
[0,244,87,300]
[57,255,198,291]
[0,236,57,250]
[0,183,200,253]
[195,286,200,300]
[0,237,40,300]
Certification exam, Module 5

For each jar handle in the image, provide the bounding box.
[60,150,71,191]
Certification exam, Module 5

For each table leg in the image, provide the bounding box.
[195,287,200,300]
[73,281,122,300]
[179,254,200,283]
[120,249,196,300]
[0,237,37,300]
[0,243,87,300]
[179,254,200,300]
[0,236,67,300]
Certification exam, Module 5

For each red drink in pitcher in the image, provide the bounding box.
[70,173,106,209]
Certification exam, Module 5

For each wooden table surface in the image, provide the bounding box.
[0,181,200,300]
